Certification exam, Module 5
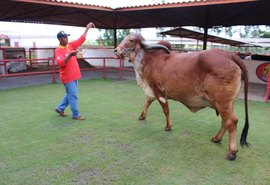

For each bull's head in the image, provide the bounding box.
[114,33,145,63]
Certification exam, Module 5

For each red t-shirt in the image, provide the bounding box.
[54,36,86,84]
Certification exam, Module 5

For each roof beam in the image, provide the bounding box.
[115,0,257,11]
[13,0,113,11]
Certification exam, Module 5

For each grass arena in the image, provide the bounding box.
[0,75,269,184]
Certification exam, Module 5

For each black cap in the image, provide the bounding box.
[57,31,70,39]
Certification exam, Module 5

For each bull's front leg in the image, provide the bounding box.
[152,83,172,131]
[157,96,172,131]
[211,120,227,143]
[139,96,155,120]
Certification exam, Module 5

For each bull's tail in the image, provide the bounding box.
[232,54,250,147]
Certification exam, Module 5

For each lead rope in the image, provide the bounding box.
[128,44,139,63]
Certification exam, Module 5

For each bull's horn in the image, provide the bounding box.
[144,44,170,54]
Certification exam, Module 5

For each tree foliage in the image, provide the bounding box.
[97,29,114,47]
[259,30,270,38]
[194,26,270,38]
[98,29,141,47]
[209,26,234,37]
[239,26,270,38]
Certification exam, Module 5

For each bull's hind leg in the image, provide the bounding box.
[216,103,238,160]
[226,113,238,160]
[139,97,155,120]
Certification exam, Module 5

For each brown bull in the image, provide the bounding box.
[114,33,249,160]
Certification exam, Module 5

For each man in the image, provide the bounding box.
[54,22,95,120]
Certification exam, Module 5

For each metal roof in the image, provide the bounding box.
[159,27,256,47]
[0,0,269,29]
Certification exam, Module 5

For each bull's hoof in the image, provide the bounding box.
[164,126,172,132]
[211,136,222,144]
[226,150,238,161]
[138,116,145,120]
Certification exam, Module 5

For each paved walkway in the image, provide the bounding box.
[238,82,267,102]
[0,69,268,102]
[0,70,135,89]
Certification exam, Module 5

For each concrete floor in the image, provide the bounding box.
[0,69,268,102]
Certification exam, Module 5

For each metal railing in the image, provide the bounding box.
[0,56,134,83]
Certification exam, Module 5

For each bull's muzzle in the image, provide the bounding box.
[114,48,124,59]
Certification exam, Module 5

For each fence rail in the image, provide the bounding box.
[0,56,134,83]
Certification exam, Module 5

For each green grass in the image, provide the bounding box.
[0,78,269,185]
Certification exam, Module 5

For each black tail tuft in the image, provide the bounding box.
[240,117,251,147]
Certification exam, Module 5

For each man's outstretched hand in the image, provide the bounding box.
[86,22,95,29]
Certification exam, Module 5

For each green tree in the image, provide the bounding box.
[239,26,270,38]
[98,29,115,47]
[210,26,234,37]
[117,29,131,44]
[258,30,270,38]
[98,29,141,47]
[239,26,259,38]
[195,26,270,38]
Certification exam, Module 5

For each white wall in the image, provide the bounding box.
[82,49,132,67]
[244,59,269,84]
